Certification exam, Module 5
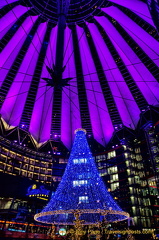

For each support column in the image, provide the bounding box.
[51,0,70,135]
[55,0,70,79]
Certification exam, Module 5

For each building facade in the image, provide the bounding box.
[95,106,159,230]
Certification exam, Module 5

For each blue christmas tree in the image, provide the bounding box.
[35,129,129,225]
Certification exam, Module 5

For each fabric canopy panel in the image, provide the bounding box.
[0,0,159,149]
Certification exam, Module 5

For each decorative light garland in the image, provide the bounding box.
[34,129,129,225]
[34,209,129,225]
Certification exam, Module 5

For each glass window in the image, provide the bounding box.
[135,148,141,153]
[136,154,142,161]
[110,174,118,182]
[132,206,136,214]
[29,166,34,171]
[22,171,27,177]
[111,182,119,191]
[122,145,127,150]
[107,151,116,159]
[129,187,132,194]
[124,153,129,158]
[126,161,130,167]
[108,166,117,174]
[134,176,140,183]
[128,177,134,185]
[130,154,136,159]
[130,196,137,204]
[28,173,33,178]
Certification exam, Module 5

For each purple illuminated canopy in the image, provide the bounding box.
[0,0,159,149]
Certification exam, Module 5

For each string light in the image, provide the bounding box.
[34,129,129,224]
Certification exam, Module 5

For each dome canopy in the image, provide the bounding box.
[0,0,159,150]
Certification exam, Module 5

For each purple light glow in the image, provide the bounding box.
[95,16,159,107]
[77,25,114,145]
[1,21,46,127]
[0,6,29,39]
[61,26,82,149]
[0,16,38,88]
[102,7,159,67]
[88,23,140,128]
[0,0,19,9]
[106,0,154,26]
[29,25,57,143]
[29,84,53,143]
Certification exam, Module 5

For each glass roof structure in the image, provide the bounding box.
[0,0,159,150]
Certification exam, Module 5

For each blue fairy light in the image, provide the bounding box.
[35,129,129,224]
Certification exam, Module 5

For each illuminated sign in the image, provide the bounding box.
[59,228,66,236]
[26,184,50,200]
